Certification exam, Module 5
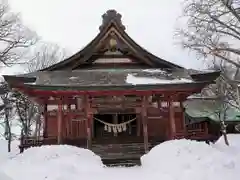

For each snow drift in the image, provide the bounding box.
[0,140,19,167]
[2,145,104,180]
[141,139,240,180]
[1,135,240,180]
[213,134,240,154]
[0,170,13,180]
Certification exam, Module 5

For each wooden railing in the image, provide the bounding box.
[174,122,209,140]
[20,136,58,148]
[20,136,87,150]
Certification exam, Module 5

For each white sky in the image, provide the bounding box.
[1,0,204,75]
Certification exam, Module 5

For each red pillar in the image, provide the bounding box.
[180,101,187,136]
[67,103,71,137]
[137,113,141,136]
[142,95,149,153]
[169,100,176,139]
[43,103,48,138]
[85,95,92,149]
[57,98,63,144]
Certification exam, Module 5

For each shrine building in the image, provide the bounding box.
[3,10,220,165]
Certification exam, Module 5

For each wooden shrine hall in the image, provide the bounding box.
[4,10,220,165]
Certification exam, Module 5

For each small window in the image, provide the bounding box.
[161,102,168,107]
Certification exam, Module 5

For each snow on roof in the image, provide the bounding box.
[142,69,168,74]
[187,94,218,99]
[125,73,193,85]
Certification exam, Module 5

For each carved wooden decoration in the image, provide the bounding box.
[99,9,125,31]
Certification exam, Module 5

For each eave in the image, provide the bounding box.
[23,81,210,92]
[3,69,220,93]
[3,75,36,84]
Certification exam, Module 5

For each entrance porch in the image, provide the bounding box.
[18,92,211,166]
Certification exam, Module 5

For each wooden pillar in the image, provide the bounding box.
[204,122,208,136]
[57,98,63,144]
[43,103,48,138]
[113,114,118,137]
[169,99,176,139]
[141,95,149,153]
[85,95,92,149]
[135,108,141,136]
[137,114,141,136]
[67,103,71,137]
[180,101,187,135]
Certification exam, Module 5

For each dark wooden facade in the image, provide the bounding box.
[4,10,220,165]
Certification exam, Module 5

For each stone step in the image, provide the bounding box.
[91,141,156,167]
[91,142,150,157]
[92,146,146,150]
[102,157,141,167]
[92,148,145,156]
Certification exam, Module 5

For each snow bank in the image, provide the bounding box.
[2,145,104,180]
[0,171,13,180]
[0,140,19,166]
[212,134,240,160]
[141,139,240,180]
[1,136,240,180]
[214,134,240,150]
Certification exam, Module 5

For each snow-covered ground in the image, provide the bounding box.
[0,140,19,166]
[0,135,240,180]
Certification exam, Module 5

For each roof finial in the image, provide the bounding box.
[99,9,126,31]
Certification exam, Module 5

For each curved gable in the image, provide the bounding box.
[43,10,183,71]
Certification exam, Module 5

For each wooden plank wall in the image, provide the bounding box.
[46,114,87,139]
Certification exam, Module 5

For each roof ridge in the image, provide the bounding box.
[99,9,125,31]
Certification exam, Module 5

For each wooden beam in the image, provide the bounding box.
[141,95,149,153]
[43,98,76,105]
[30,88,204,97]
[57,98,63,144]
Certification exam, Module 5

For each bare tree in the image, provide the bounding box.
[0,82,15,152]
[235,123,240,132]
[212,76,230,145]
[14,92,37,137]
[211,60,240,106]
[27,42,66,72]
[0,0,38,144]
[176,0,240,68]
[176,0,240,144]
[0,0,37,67]
[201,62,237,145]
[15,42,66,139]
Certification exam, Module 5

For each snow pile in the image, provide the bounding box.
[0,171,13,180]
[141,139,240,180]
[213,134,240,151]
[1,136,240,180]
[212,134,240,165]
[0,140,19,166]
[2,145,104,180]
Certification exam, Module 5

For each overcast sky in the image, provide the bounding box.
[1,0,205,75]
